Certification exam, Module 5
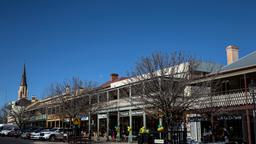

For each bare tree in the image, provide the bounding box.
[46,77,98,119]
[44,76,105,138]
[7,103,28,129]
[45,77,107,140]
[128,51,218,132]
[0,104,9,124]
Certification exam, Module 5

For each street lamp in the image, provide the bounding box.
[249,80,256,143]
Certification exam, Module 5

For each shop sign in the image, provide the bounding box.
[154,139,164,144]
[98,114,107,119]
[132,110,143,116]
[120,110,144,117]
[64,118,70,122]
[188,116,208,122]
[48,114,59,120]
[81,116,88,121]
[217,115,242,120]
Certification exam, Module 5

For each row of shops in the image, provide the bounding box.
[23,48,256,143]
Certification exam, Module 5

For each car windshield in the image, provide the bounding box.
[39,129,49,132]
[4,126,14,130]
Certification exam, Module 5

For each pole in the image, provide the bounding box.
[244,74,252,144]
[128,86,133,143]
[159,117,162,139]
[88,112,91,141]
[97,114,100,141]
[107,112,110,141]
[129,109,133,143]
[117,89,121,142]
[106,91,110,141]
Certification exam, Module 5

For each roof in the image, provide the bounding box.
[15,98,31,107]
[195,61,223,73]
[221,51,256,72]
[99,77,128,89]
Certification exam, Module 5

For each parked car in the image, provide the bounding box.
[30,128,47,140]
[40,128,64,142]
[7,128,21,137]
[0,125,19,137]
[21,127,41,139]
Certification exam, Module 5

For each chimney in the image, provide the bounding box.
[31,96,38,103]
[79,87,85,94]
[65,85,70,95]
[111,73,119,81]
[226,45,239,65]
[75,87,84,96]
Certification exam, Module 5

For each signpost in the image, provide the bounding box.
[72,117,81,143]
[73,117,81,126]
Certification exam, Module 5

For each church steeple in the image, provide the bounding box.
[18,64,28,99]
[20,64,27,86]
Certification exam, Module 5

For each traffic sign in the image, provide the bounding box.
[73,117,81,126]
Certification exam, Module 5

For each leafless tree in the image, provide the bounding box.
[128,51,220,131]
[7,103,28,129]
[0,104,9,123]
[45,77,99,121]
[45,77,107,140]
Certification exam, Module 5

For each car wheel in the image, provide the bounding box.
[49,135,56,142]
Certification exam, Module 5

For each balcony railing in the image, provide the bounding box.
[193,89,254,109]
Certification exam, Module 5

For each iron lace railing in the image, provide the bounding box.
[192,89,254,109]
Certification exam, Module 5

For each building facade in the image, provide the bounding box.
[23,45,256,143]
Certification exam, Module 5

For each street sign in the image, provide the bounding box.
[73,117,81,126]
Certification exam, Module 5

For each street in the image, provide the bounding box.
[0,137,136,144]
[0,137,65,144]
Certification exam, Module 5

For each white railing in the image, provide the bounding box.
[193,90,255,109]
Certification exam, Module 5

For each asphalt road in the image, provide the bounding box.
[0,136,137,144]
[0,137,65,144]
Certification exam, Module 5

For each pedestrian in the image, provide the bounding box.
[112,129,116,141]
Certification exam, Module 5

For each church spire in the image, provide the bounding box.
[18,64,28,99]
[20,64,27,86]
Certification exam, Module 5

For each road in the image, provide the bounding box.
[0,137,137,144]
[0,137,65,144]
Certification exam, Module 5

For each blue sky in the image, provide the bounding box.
[0,0,255,106]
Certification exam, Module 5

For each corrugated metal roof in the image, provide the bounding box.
[221,51,256,72]
[195,62,223,73]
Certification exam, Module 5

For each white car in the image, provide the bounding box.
[40,128,64,141]
[1,129,12,136]
[0,125,19,136]
[30,128,48,140]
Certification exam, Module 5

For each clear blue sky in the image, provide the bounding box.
[0,0,255,106]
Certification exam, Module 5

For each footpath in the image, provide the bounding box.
[92,136,137,144]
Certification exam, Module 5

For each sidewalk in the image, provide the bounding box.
[93,136,137,143]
